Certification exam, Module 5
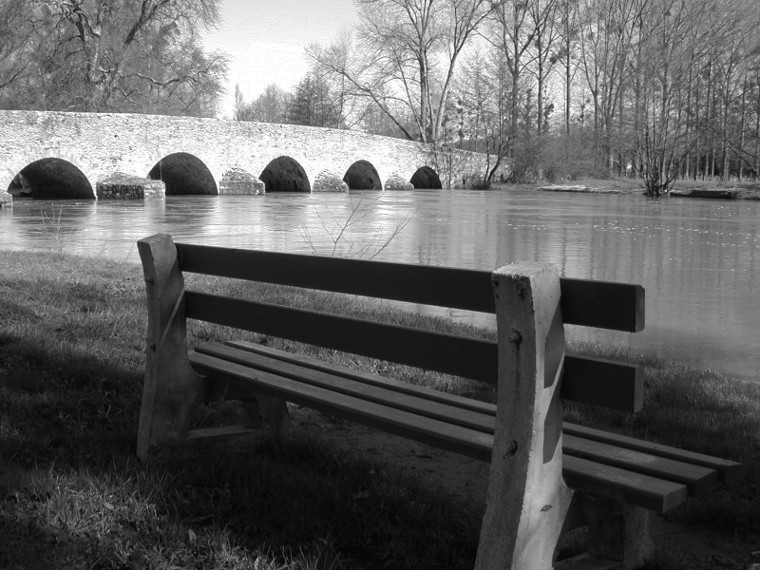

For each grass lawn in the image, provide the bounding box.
[1,249,758,568]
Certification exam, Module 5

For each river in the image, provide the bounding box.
[1,189,758,381]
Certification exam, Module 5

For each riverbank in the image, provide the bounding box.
[531,178,760,200]
[1,250,758,568]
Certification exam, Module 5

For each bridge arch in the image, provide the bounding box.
[410,166,442,189]
[148,152,217,195]
[260,156,310,193]
[344,160,382,190]
[9,158,95,199]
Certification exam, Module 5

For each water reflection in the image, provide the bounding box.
[1,190,758,380]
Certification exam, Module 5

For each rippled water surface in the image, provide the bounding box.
[2,189,758,380]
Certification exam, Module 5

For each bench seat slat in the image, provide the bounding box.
[225,340,496,414]
[189,347,709,510]
[196,342,496,433]
[186,292,642,412]
[228,341,642,415]
[176,243,645,332]
[562,455,687,512]
[221,342,737,485]
[562,435,717,494]
[189,351,495,460]
[563,423,742,482]
[194,343,716,494]
[187,425,256,444]
[189,352,687,512]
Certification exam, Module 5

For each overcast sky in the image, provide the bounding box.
[203,0,358,118]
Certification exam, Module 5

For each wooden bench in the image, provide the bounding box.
[136,233,740,569]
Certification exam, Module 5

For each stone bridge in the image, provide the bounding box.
[0,110,503,200]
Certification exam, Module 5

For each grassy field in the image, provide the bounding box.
[1,249,758,568]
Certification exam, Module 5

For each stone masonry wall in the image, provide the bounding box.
[0,110,507,197]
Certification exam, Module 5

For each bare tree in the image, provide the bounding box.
[455,47,511,186]
[298,195,415,259]
[307,0,495,146]
[578,0,646,173]
[235,83,291,123]
[526,0,561,136]
[635,0,743,195]
[255,84,291,124]
[486,0,537,161]
[306,29,370,131]
[557,0,580,139]
[0,1,38,101]
[0,0,228,116]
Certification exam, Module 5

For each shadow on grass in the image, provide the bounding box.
[2,250,758,567]
[566,343,760,535]
[0,331,480,569]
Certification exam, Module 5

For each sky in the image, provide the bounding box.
[202,0,358,118]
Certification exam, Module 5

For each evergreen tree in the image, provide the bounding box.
[287,73,342,128]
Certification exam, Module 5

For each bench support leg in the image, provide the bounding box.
[243,396,290,430]
[137,234,203,460]
[584,497,654,569]
[476,263,572,570]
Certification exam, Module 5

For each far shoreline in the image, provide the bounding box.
[499,177,760,200]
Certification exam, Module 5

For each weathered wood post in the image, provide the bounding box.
[583,497,653,568]
[476,263,572,569]
[136,234,203,460]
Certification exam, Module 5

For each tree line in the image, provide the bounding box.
[4,0,759,195]
[0,0,227,117]
[239,0,760,194]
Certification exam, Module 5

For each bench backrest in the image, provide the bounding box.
[172,241,645,414]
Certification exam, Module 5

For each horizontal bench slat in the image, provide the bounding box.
[560,278,645,332]
[187,425,256,445]
[196,342,495,433]
[193,343,717,498]
[189,350,690,512]
[563,435,717,495]
[223,344,689,480]
[189,351,494,460]
[185,291,496,383]
[562,455,687,512]
[227,340,496,415]
[562,356,643,412]
[185,292,642,412]
[176,243,644,332]
[563,423,742,482]
[227,341,642,416]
